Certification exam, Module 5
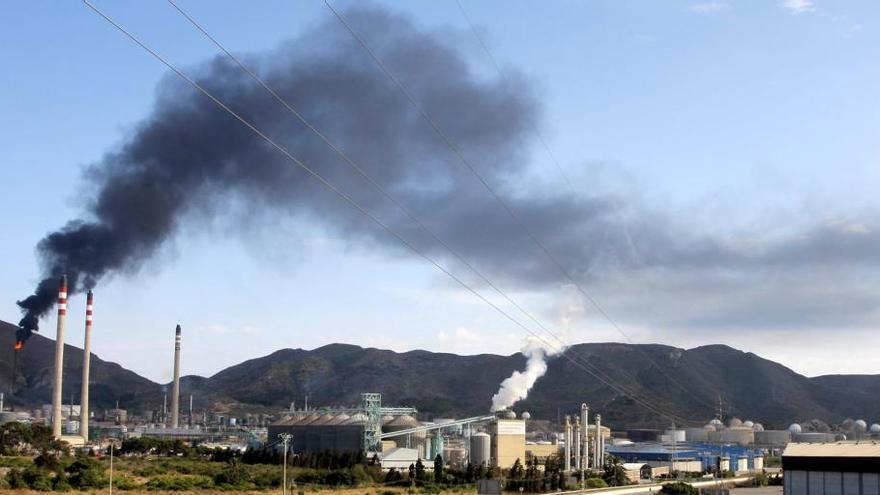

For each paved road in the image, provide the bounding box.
[551,476,755,495]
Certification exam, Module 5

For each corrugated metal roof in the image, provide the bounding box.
[783,442,880,457]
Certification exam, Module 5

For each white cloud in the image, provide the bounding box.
[685,2,730,14]
[780,0,816,15]
[437,326,485,344]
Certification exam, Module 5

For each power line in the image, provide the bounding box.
[82,0,691,426]
[328,0,716,415]
[453,0,574,191]
[163,0,701,425]
[453,0,719,414]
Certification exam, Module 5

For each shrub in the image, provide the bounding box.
[52,477,72,492]
[658,481,698,495]
[5,468,28,490]
[110,474,140,490]
[145,474,213,491]
[66,457,107,489]
[585,478,608,488]
[754,472,769,486]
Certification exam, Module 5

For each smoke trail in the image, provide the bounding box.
[490,337,559,412]
[15,6,537,339]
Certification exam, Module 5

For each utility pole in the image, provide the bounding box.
[279,433,292,495]
[109,441,114,495]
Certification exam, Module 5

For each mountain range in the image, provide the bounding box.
[2,319,878,429]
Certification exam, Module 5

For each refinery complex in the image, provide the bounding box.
[3,275,880,492]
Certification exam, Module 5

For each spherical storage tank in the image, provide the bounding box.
[470,432,491,467]
[855,420,868,432]
[871,424,880,434]
[788,423,803,434]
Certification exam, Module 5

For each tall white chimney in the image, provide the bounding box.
[581,403,590,471]
[564,415,571,472]
[170,324,181,428]
[80,290,94,441]
[51,275,68,438]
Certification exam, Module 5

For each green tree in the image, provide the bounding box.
[602,455,629,486]
[434,454,444,483]
[415,458,426,481]
[66,457,107,489]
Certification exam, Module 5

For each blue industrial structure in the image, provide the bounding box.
[607,442,764,472]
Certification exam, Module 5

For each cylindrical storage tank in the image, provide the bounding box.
[0,412,18,424]
[720,457,730,472]
[470,432,490,467]
[422,437,432,460]
[664,429,686,442]
[444,447,467,467]
[753,456,764,470]
[685,427,709,442]
[755,430,791,446]
[792,432,835,443]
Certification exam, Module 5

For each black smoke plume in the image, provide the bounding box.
[16,6,538,335]
[17,5,880,341]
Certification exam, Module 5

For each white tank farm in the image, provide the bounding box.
[470,432,491,468]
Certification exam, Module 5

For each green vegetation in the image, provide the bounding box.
[658,481,699,495]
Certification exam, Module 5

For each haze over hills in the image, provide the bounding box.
[2,319,878,429]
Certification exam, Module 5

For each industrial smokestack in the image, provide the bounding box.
[171,324,181,428]
[581,403,589,473]
[80,290,94,441]
[51,275,68,438]
[594,414,603,469]
[564,415,571,472]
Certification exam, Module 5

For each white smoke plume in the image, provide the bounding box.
[490,337,561,412]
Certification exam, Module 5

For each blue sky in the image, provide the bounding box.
[2,0,879,383]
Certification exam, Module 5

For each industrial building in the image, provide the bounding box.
[607,441,764,473]
[269,397,529,470]
[783,442,880,495]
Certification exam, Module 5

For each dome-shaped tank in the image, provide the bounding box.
[729,417,743,427]
[470,432,490,467]
[752,423,764,432]
[743,420,754,428]
[343,413,368,425]
[521,411,531,420]
[870,424,880,434]
[310,413,336,426]
[789,423,803,434]
[325,413,350,426]
[505,410,517,419]
[384,415,421,448]
[855,419,868,432]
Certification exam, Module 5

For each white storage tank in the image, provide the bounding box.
[685,427,709,442]
[664,429,686,442]
[470,432,491,467]
[755,430,791,446]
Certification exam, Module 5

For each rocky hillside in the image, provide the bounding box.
[2,320,878,429]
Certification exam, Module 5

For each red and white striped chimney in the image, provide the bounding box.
[80,290,94,441]
[51,275,68,438]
